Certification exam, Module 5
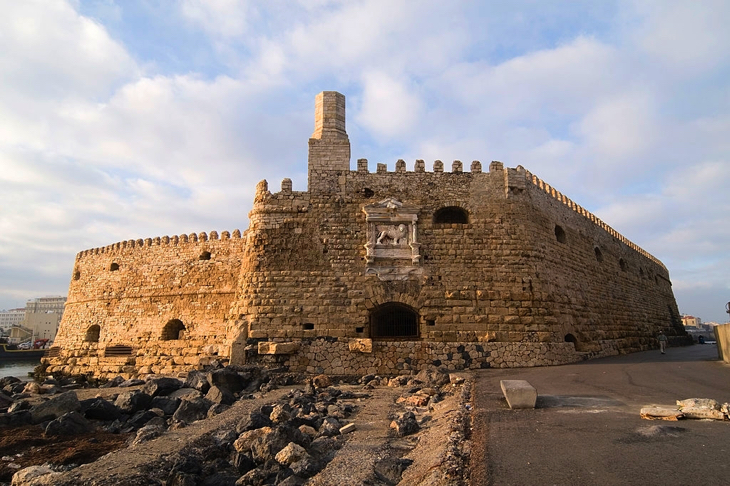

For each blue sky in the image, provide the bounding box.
[1,0,728,323]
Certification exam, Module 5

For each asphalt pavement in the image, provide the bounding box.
[470,343,730,486]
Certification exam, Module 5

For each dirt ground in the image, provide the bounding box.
[0,426,131,483]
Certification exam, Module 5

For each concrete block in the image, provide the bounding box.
[500,379,537,409]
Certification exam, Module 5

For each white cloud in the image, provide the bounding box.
[356,72,424,139]
[576,91,659,158]
[180,0,256,38]
[632,0,730,73]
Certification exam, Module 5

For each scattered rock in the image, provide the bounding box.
[640,406,683,421]
[374,456,413,484]
[206,386,235,406]
[11,465,61,486]
[45,410,94,436]
[319,417,341,437]
[144,377,183,397]
[312,375,331,389]
[208,368,245,394]
[339,423,356,434]
[130,424,165,446]
[173,396,213,424]
[236,411,272,434]
[449,374,465,385]
[169,388,202,401]
[275,442,309,466]
[22,382,40,395]
[30,391,81,424]
[234,427,273,453]
[390,411,419,437]
[114,390,152,414]
[270,404,291,424]
[151,396,181,416]
[118,379,145,388]
[126,410,159,430]
[82,397,121,421]
[0,391,13,411]
[184,370,211,394]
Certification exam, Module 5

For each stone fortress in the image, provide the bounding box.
[43,91,688,379]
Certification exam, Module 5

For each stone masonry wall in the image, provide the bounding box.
[234,158,684,358]
[46,230,245,378]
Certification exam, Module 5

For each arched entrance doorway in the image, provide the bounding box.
[370,303,419,339]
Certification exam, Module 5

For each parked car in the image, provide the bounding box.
[17,341,33,349]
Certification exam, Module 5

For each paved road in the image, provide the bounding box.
[470,344,730,486]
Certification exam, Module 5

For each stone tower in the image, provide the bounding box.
[308,91,350,194]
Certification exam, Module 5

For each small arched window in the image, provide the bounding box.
[109,262,119,271]
[84,325,100,343]
[199,251,211,261]
[619,258,627,272]
[161,319,186,341]
[594,247,603,262]
[433,206,468,224]
[555,225,566,243]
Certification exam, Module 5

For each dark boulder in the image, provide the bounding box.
[234,452,256,474]
[151,396,181,415]
[172,396,212,424]
[82,397,121,421]
[208,368,245,394]
[206,385,235,405]
[99,375,124,388]
[318,416,342,437]
[250,426,310,464]
[30,391,81,424]
[125,409,159,430]
[183,370,210,394]
[118,378,145,388]
[144,377,183,397]
[0,390,13,411]
[114,390,152,414]
[7,399,30,413]
[390,411,419,437]
[169,388,202,400]
[236,411,272,434]
[45,410,94,436]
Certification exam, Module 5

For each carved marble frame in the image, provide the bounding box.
[362,198,421,272]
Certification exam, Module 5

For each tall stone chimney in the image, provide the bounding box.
[308,91,350,194]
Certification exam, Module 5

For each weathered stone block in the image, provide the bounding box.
[500,379,537,409]
[348,338,373,353]
[258,341,299,355]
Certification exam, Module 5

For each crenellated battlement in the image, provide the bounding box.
[76,228,244,260]
[522,168,666,271]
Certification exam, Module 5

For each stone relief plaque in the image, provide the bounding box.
[362,198,422,280]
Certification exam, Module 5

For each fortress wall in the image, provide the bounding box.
[45,230,246,378]
[239,158,685,373]
[514,168,684,352]
[237,162,625,349]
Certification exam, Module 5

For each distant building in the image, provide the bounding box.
[682,315,702,328]
[8,296,66,343]
[0,308,25,333]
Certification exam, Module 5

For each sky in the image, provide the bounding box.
[0,0,728,323]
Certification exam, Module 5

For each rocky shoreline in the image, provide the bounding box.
[0,366,472,485]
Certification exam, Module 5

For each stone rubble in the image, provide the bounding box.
[2,366,472,485]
